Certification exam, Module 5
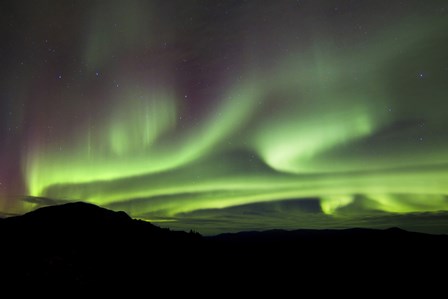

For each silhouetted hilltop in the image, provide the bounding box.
[1,202,447,290]
[2,201,198,240]
[4,201,133,230]
[0,202,201,290]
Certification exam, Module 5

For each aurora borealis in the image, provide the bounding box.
[1,0,448,234]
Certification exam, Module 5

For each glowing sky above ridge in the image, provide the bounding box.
[1,0,448,234]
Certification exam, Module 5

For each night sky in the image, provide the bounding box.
[1,0,448,235]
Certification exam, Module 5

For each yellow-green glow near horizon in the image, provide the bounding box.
[2,1,448,234]
[26,16,448,216]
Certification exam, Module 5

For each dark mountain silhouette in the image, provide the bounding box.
[1,202,447,291]
[0,202,202,290]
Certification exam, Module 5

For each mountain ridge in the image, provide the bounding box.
[1,202,447,290]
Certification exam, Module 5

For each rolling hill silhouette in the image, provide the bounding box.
[1,202,447,290]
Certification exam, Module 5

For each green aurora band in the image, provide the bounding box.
[2,1,447,234]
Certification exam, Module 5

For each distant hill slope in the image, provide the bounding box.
[1,202,447,290]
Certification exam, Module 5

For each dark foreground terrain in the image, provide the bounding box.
[1,202,447,291]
